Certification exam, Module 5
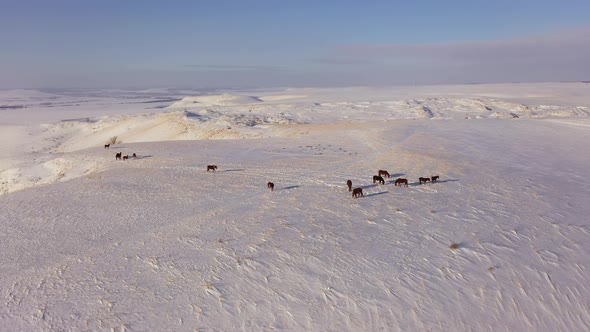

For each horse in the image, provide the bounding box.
[104,144,110,149]
[395,178,408,187]
[132,153,137,158]
[352,187,363,198]
[115,152,122,160]
[207,165,217,172]
[378,170,390,178]
[122,155,129,161]
[419,177,431,184]
[267,182,274,191]
[373,175,385,185]
[346,180,352,191]
[431,175,439,182]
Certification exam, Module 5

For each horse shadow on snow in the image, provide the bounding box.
[365,191,389,198]
[282,185,301,190]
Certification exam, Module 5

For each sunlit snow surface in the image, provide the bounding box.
[1,83,589,330]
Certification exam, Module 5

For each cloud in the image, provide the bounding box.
[307,58,376,65]
[182,64,285,71]
[336,27,590,68]
[324,26,590,84]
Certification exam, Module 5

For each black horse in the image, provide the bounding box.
[373,175,385,185]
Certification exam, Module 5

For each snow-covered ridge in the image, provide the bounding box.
[166,93,311,107]
[18,94,590,154]
[168,93,263,107]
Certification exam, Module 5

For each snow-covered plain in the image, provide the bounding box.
[1,83,589,330]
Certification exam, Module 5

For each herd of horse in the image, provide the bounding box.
[108,144,138,161]
[107,144,439,199]
[348,170,439,198]
[200,163,436,197]
[114,152,137,160]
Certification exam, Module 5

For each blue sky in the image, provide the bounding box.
[1,0,589,89]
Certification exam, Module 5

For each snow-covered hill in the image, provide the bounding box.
[1,84,589,330]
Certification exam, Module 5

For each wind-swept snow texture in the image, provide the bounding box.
[1,83,590,330]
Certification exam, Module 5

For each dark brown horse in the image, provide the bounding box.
[395,178,408,187]
[267,182,274,191]
[352,187,363,198]
[373,175,385,185]
[346,179,352,191]
[122,155,129,160]
[104,144,110,149]
[419,177,431,184]
[378,170,390,178]
[431,175,439,182]
[115,152,122,160]
[207,165,218,172]
[132,153,137,158]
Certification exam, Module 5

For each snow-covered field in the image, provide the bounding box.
[1,83,589,330]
